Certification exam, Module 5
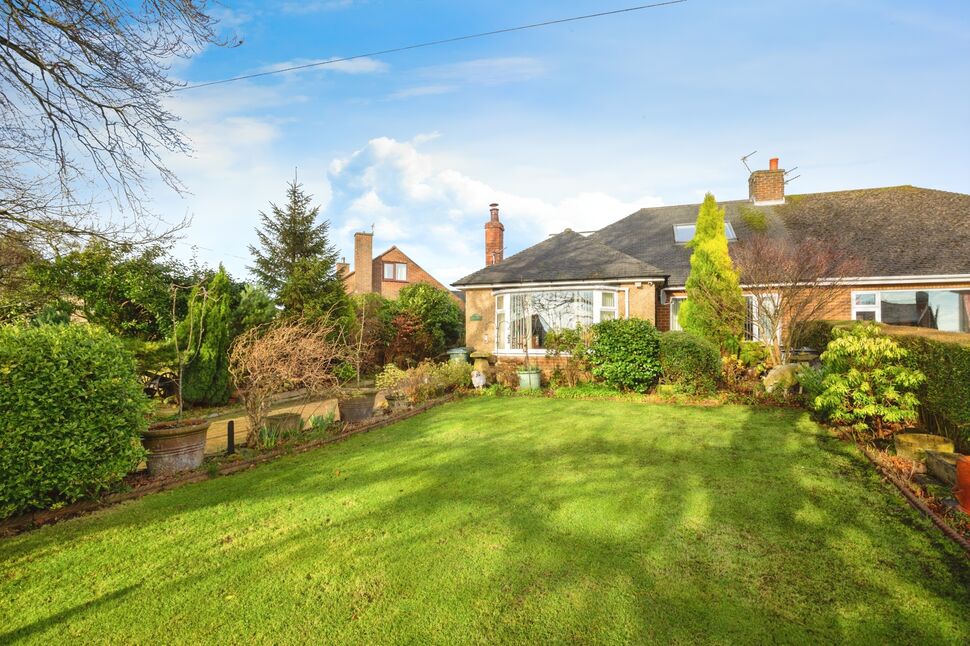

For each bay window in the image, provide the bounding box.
[494,289,620,352]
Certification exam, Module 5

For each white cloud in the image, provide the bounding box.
[325,137,663,284]
[389,57,545,100]
[255,56,388,76]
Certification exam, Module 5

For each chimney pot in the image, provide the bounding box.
[769,157,779,171]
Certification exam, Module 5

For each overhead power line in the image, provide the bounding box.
[176,1,687,92]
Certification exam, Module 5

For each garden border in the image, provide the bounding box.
[0,394,460,538]
[857,444,970,557]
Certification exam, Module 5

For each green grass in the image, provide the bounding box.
[2,399,968,644]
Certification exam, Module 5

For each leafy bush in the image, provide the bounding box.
[544,326,594,387]
[376,360,470,403]
[397,283,463,356]
[739,340,772,373]
[588,318,661,393]
[387,311,436,366]
[811,323,925,437]
[431,361,472,393]
[0,324,149,518]
[552,383,631,400]
[659,331,721,395]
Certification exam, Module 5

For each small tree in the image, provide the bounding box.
[232,284,278,336]
[179,266,233,406]
[734,235,864,364]
[679,193,746,353]
[812,323,925,439]
[228,314,357,448]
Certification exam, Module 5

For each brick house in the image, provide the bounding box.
[453,160,970,361]
[339,231,463,305]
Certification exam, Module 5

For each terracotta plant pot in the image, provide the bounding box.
[339,390,378,423]
[142,419,210,476]
[956,456,970,515]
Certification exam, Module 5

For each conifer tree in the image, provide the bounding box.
[180,266,233,406]
[248,180,347,316]
[678,193,746,352]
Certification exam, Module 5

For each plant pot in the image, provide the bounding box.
[956,456,970,515]
[894,433,954,462]
[384,393,410,412]
[339,390,378,423]
[518,368,541,391]
[265,412,303,435]
[447,347,470,364]
[142,419,210,476]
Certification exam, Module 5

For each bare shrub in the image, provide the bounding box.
[228,314,356,448]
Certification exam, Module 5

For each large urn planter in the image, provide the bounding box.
[518,368,541,391]
[339,389,378,423]
[142,419,210,476]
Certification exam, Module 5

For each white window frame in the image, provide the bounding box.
[383,262,407,281]
[851,288,970,331]
[669,294,779,342]
[493,286,623,355]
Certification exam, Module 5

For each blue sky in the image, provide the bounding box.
[154,0,970,285]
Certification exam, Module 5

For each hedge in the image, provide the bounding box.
[801,320,970,450]
[0,324,149,518]
[588,318,662,393]
[659,331,721,395]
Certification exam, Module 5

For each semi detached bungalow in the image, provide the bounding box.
[453,159,970,362]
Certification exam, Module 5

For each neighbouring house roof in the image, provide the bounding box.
[453,229,666,286]
[455,186,970,289]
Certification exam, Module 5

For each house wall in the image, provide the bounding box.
[461,281,658,359]
[371,247,456,300]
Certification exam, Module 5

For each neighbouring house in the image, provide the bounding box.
[339,231,463,305]
[453,161,970,362]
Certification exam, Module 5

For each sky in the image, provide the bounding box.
[149,0,970,286]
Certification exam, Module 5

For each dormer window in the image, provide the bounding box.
[673,223,737,244]
[383,262,407,281]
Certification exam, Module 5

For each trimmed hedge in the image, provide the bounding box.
[0,324,149,518]
[588,318,661,393]
[801,320,970,449]
[659,331,721,395]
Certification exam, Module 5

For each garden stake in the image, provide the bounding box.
[227,420,235,455]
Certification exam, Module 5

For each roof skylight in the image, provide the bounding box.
[673,223,737,244]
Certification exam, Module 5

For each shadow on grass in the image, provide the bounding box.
[0,583,142,643]
[2,398,969,642]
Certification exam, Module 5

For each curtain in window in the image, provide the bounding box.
[503,291,596,349]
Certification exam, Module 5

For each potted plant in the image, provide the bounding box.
[517,338,541,390]
[338,317,377,423]
[141,284,211,476]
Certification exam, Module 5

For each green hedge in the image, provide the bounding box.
[659,331,721,395]
[588,318,661,393]
[801,320,970,449]
[0,324,149,518]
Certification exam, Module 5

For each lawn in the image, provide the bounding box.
[1,398,968,644]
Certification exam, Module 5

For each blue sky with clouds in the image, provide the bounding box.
[155,0,970,285]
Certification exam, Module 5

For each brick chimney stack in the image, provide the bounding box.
[748,157,786,205]
[353,232,374,294]
[484,203,504,266]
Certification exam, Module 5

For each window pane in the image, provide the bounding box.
[600,310,615,321]
[495,294,504,311]
[673,224,695,243]
[724,223,737,241]
[744,295,756,341]
[496,312,507,350]
[880,290,969,332]
[395,263,407,281]
[383,263,394,280]
[602,292,615,308]
[855,292,876,306]
[669,298,683,331]
[855,311,876,321]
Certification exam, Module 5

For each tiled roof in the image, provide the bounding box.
[455,186,970,288]
[453,229,665,286]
